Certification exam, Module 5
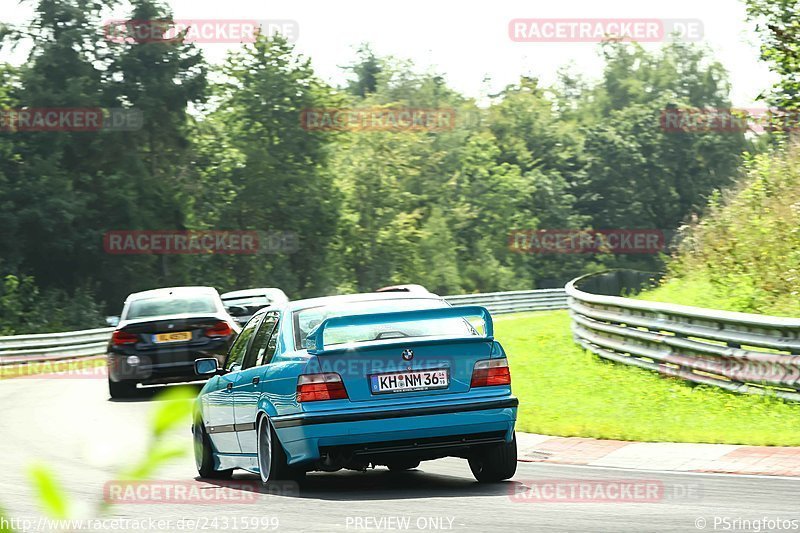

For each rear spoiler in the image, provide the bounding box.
[307,305,493,355]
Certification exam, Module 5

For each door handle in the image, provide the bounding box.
[252,377,260,385]
[226,382,233,391]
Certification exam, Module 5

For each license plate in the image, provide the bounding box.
[152,331,192,343]
[370,369,449,394]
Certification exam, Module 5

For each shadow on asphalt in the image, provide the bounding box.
[107,382,204,403]
[200,468,521,501]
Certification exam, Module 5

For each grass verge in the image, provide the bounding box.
[496,310,800,445]
[636,273,800,317]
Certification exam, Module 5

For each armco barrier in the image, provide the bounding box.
[0,327,113,367]
[567,270,800,401]
[0,289,569,367]
[14,276,795,401]
[444,289,567,314]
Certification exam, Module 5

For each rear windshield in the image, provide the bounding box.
[125,295,218,320]
[293,298,478,350]
[222,296,271,308]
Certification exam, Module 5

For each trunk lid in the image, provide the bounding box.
[307,306,494,402]
[116,314,228,349]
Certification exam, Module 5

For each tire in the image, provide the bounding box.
[108,378,137,399]
[387,459,420,471]
[468,432,517,483]
[257,415,303,483]
[193,422,233,479]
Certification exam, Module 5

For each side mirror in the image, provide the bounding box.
[226,305,248,317]
[195,358,220,376]
[105,316,120,327]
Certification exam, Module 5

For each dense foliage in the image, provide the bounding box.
[0,0,750,332]
[641,0,800,315]
[746,0,800,110]
[646,144,800,316]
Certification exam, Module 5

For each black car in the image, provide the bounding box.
[106,286,241,398]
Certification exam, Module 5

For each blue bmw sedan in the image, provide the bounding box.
[192,291,518,483]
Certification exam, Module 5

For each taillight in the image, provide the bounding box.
[204,321,233,338]
[297,373,348,402]
[471,358,511,388]
[111,330,138,345]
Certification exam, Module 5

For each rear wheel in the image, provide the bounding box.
[257,415,303,483]
[387,459,420,471]
[193,422,233,479]
[468,433,517,483]
[108,378,137,399]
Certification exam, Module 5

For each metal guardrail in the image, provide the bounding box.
[444,289,567,315]
[13,275,800,404]
[14,275,796,401]
[0,327,113,367]
[0,289,569,368]
[567,270,800,401]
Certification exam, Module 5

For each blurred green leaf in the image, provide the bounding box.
[27,464,70,519]
[150,386,196,438]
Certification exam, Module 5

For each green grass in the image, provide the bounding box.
[495,310,800,446]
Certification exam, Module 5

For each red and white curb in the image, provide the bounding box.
[517,432,800,476]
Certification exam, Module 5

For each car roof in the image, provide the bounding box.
[221,288,286,299]
[286,292,444,312]
[375,284,431,293]
[125,286,220,302]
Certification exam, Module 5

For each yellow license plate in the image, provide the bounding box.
[153,331,192,343]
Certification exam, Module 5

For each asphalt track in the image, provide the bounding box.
[2,377,800,532]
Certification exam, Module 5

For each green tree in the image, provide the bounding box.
[343,43,382,97]
[574,42,748,262]
[329,130,427,291]
[4,0,105,294]
[96,0,208,303]
[486,77,591,286]
[2,0,207,309]
[745,0,800,110]
[192,35,340,297]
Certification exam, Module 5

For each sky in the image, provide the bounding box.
[2,0,777,107]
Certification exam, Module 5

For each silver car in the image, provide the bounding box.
[221,288,289,325]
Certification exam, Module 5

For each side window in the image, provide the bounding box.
[243,312,280,370]
[258,315,282,367]
[225,313,263,372]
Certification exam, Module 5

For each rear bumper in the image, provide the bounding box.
[107,348,227,384]
[273,397,518,465]
[321,430,509,465]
